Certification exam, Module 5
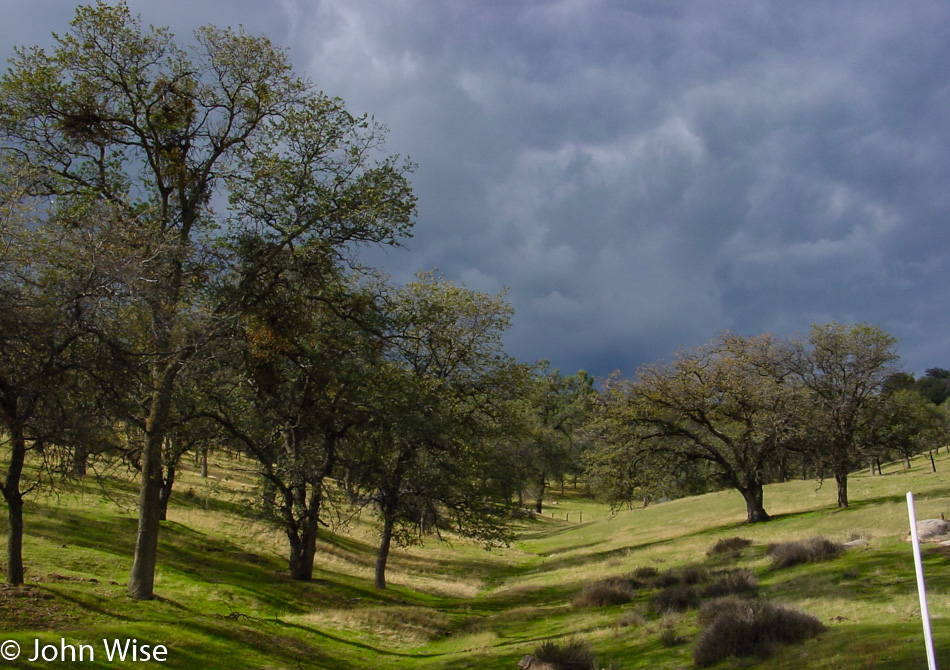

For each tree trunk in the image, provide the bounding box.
[834,469,849,508]
[5,491,24,586]
[739,483,770,523]
[71,444,88,477]
[200,448,208,478]
[287,528,318,581]
[128,372,177,600]
[158,464,175,521]
[288,496,321,581]
[2,424,28,585]
[375,514,395,589]
[534,475,546,514]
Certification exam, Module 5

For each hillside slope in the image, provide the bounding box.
[2,452,950,668]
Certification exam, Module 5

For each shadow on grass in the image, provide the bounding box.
[21,504,395,615]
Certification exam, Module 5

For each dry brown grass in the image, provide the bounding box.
[298,605,454,645]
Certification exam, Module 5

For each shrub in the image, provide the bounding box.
[533,638,596,670]
[707,536,753,557]
[653,572,682,588]
[658,621,682,647]
[693,597,826,667]
[696,597,755,628]
[680,566,708,585]
[702,569,758,599]
[766,536,844,570]
[616,609,646,628]
[632,566,658,579]
[572,576,642,608]
[649,584,700,614]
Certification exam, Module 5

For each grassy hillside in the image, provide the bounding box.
[2,451,950,669]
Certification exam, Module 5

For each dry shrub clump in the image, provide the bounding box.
[702,569,758,599]
[572,576,642,608]
[649,584,700,614]
[632,566,658,579]
[533,638,596,670]
[693,597,826,667]
[658,619,683,647]
[679,566,708,585]
[766,536,844,570]
[616,609,646,628]
[653,572,682,588]
[707,536,753,557]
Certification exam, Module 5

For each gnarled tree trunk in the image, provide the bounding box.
[739,481,770,523]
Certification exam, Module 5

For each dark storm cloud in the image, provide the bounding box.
[3,1,948,377]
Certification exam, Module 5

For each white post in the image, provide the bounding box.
[907,491,938,670]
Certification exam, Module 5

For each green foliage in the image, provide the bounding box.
[913,369,950,405]
[794,322,900,508]
[587,323,929,518]
[867,389,946,464]
[512,363,595,513]
[0,0,416,599]
[346,271,525,587]
[586,332,807,522]
[0,160,125,584]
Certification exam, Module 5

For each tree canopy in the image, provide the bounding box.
[588,333,806,522]
[0,1,415,598]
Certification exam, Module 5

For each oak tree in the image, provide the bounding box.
[349,273,522,589]
[792,322,899,508]
[0,2,414,598]
[590,333,806,523]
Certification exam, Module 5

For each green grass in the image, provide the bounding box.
[3,450,950,668]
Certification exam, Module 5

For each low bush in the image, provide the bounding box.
[766,536,844,570]
[533,638,596,670]
[702,569,758,599]
[680,565,708,585]
[696,597,754,628]
[707,536,753,557]
[693,597,826,667]
[658,620,682,647]
[653,572,682,588]
[649,584,700,614]
[632,565,658,579]
[572,576,642,608]
[616,609,646,628]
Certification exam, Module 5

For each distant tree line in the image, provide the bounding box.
[583,325,950,522]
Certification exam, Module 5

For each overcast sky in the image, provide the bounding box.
[3,1,948,379]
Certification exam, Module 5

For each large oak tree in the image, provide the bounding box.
[589,333,807,523]
[791,322,899,508]
[0,2,414,598]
